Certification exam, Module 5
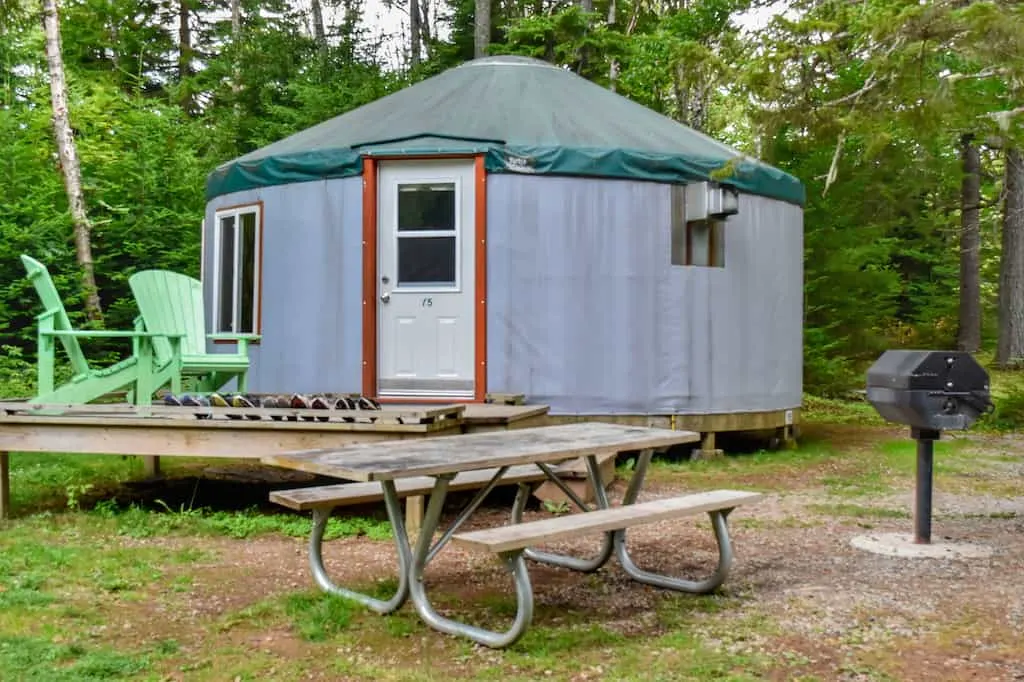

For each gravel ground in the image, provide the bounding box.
[100,427,1024,681]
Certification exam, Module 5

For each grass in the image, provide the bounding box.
[6,451,392,540]
[644,433,846,489]
[0,636,155,681]
[89,499,392,541]
[643,424,1019,503]
[801,351,1024,433]
[0,418,1021,681]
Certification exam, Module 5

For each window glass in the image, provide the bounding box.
[218,215,236,331]
[711,222,725,267]
[398,236,456,285]
[239,212,257,332]
[398,183,456,232]
[689,221,711,267]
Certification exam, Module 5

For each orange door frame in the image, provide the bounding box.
[361,154,488,403]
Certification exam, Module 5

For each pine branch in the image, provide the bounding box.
[988,106,1024,132]
[820,37,905,108]
[942,66,1010,83]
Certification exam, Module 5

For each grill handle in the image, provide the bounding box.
[927,390,994,415]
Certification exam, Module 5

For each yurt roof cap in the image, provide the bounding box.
[206,55,804,206]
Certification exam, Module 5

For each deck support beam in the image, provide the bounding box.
[698,431,724,459]
[0,451,9,520]
[143,455,160,478]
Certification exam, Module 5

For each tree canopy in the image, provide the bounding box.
[1,0,1023,396]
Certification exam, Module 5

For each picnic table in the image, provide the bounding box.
[264,422,762,648]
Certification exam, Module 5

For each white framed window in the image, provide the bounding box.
[211,202,262,335]
[394,180,460,292]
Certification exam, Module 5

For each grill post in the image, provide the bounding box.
[910,427,940,544]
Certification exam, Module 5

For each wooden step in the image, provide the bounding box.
[269,464,554,511]
[450,490,763,553]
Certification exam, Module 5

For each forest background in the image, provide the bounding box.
[1,0,1023,415]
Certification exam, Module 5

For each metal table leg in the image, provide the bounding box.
[407,473,535,648]
[614,509,735,594]
[613,449,737,593]
[507,449,658,573]
[307,479,412,614]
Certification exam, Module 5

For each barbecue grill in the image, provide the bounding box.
[865,350,993,543]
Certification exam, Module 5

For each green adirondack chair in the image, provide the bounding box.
[19,254,183,405]
[128,269,258,395]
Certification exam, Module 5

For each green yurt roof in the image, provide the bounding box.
[206,56,804,206]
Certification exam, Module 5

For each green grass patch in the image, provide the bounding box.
[87,499,392,541]
[646,434,844,488]
[7,451,393,542]
[283,592,357,641]
[807,503,910,520]
[646,424,1013,503]
[0,518,204,633]
[8,452,151,511]
[801,394,885,425]
[0,635,154,680]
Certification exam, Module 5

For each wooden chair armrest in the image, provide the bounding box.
[34,308,61,322]
[40,330,187,339]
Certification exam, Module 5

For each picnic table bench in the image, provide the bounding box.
[264,422,763,648]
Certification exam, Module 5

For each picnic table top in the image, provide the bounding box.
[261,421,700,482]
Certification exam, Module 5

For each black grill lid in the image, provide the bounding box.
[865,350,989,393]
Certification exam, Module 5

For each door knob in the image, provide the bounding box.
[380,291,391,303]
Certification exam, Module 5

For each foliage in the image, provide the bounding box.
[1,0,1023,395]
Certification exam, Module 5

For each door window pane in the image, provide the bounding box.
[398,236,456,285]
[398,183,456,232]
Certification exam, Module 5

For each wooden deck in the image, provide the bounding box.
[461,403,550,431]
[0,401,467,519]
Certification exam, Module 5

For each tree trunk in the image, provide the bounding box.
[996,146,1024,366]
[418,0,433,59]
[474,0,490,58]
[41,0,102,321]
[310,0,326,53]
[178,0,193,113]
[958,134,982,353]
[608,0,618,91]
[409,0,420,68]
[230,0,243,96]
[576,0,592,73]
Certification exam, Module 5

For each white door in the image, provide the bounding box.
[377,160,476,399]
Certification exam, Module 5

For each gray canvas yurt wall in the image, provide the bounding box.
[485,175,803,415]
[202,178,364,394]
[204,172,802,415]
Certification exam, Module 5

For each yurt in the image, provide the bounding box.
[202,55,805,437]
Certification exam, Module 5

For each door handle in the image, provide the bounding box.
[380,290,391,303]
